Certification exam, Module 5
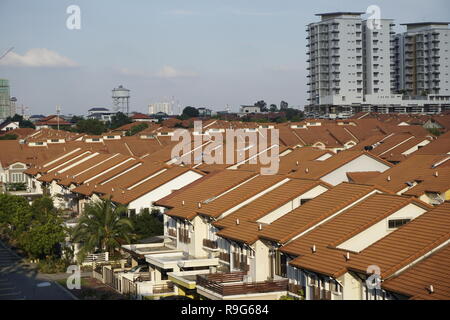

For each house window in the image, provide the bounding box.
[11,173,24,183]
[388,218,411,229]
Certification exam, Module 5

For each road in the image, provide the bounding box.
[0,240,75,300]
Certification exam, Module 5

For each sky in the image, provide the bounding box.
[1,0,450,116]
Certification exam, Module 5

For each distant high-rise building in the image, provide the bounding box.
[305,12,450,115]
[149,102,173,115]
[393,22,450,97]
[0,79,15,120]
[305,12,395,115]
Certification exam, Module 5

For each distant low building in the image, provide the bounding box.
[131,113,158,123]
[197,108,215,117]
[87,107,115,122]
[34,115,72,130]
[0,121,19,132]
[29,115,46,123]
[240,105,261,114]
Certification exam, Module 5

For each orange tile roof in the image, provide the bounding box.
[382,243,450,300]
[215,179,326,229]
[91,161,168,197]
[197,175,288,219]
[259,183,384,244]
[346,171,381,184]
[347,202,450,278]
[367,154,450,193]
[283,194,431,277]
[107,166,202,205]
[287,150,392,180]
[58,154,136,187]
[155,170,258,220]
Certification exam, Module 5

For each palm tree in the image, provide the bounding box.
[71,199,134,262]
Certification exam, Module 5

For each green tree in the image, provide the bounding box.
[182,106,199,118]
[285,108,304,122]
[70,115,84,124]
[254,100,268,112]
[0,194,33,240]
[110,112,132,129]
[280,101,289,110]
[130,209,163,240]
[20,215,65,259]
[5,114,35,129]
[125,123,149,136]
[71,199,134,261]
[269,104,278,112]
[0,133,18,140]
[75,119,107,135]
[18,196,65,259]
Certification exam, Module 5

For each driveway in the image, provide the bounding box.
[0,240,75,300]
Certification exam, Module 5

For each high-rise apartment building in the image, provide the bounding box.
[393,22,450,97]
[0,79,15,120]
[305,13,450,116]
[149,102,173,115]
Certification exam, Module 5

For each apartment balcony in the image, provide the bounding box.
[196,272,288,299]
[288,283,306,297]
[203,239,218,250]
[152,282,175,295]
[167,228,177,238]
[219,252,230,263]
[178,228,191,244]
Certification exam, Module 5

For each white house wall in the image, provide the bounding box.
[321,154,390,186]
[128,170,204,213]
[337,203,427,252]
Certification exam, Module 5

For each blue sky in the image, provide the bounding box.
[1,0,450,115]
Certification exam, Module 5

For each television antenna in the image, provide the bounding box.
[0,47,14,61]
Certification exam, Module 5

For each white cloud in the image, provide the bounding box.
[156,65,197,79]
[0,48,78,67]
[118,65,197,79]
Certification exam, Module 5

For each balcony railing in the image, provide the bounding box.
[203,239,218,250]
[197,273,288,297]
[167,228,177,238]
[153,282,174,294]
[178,228,191,244]
[288,283,306,297]
[219,252,230,262]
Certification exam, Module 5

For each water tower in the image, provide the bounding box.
[112,85,130,115]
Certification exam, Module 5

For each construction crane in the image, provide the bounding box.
[0,47,14,61]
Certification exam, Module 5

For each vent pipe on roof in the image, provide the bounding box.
[258,224,262,231]
[236,219,240,225]
[182,200,185,206]
[434,171,439,177]
[112,188,114,192]
[198,202,202,208]
[305,168,309,173]
[296,161,299,166]
[387,176,391,182]
[346,252,351,261]
[312,245,316,253]
[428,285,434,294]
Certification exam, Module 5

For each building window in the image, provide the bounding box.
[388,218,411,229]
[11,173,24,183]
